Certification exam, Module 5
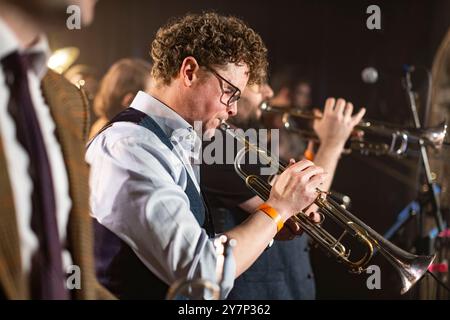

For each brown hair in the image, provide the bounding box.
[94,58,151,119]
[151,12,268,86]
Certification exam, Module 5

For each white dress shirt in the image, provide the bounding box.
[0,18,72,277]
[86,91,236,299]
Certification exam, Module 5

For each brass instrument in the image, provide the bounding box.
[220,121,436,294]
[260,102,448,156]
[47,47,80,74]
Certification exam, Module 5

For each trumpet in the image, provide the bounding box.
[260,102,448,156]
[220,121,436,294]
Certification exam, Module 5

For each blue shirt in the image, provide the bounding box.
[86,91,235,299]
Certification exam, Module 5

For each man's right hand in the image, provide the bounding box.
[313,98,366,150]
[266,159,327,222]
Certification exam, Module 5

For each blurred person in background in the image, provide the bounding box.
[89,58,152,139]
[289,77,313,112]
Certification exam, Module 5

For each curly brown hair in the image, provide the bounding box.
[151,12,268,86]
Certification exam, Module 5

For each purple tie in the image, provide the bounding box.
[1,52,69,299]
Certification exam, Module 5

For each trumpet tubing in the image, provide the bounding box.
[221,121,436,294]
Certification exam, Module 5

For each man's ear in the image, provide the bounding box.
[179,56,200,87]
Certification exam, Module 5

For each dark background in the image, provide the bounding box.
[49,0,450,299]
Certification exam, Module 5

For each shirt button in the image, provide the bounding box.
[307,273,313,279]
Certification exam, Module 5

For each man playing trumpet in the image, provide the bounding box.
[87,12,327,299]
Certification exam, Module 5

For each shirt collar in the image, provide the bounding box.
[0,17,50,80]
[129,91,202,158]
[129,90,193,135]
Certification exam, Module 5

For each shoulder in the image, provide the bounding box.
[86,122,188,187]
[89,118,109,140]
[93,122,160,147]
[41,69,90,142]
[86,122,179,168]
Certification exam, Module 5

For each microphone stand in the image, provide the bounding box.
[380,67,449,299]
[403,67,445,242]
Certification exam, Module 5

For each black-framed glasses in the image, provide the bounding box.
[205,66,241,107]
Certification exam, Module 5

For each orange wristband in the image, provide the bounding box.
[257,203,284,232]
[304,149,315,161]
[304,141,315,160]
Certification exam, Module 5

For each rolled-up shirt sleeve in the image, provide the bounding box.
[86,124,236,299]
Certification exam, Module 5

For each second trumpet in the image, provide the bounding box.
[260,102,447,156]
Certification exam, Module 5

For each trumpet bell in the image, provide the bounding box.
[397,253,436,294]
[418,120,447,149]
